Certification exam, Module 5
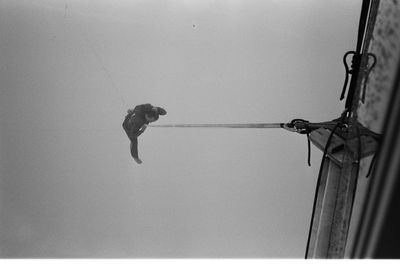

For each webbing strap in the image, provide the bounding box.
[150,123,285,129]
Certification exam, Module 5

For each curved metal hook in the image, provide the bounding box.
[361,53,377,103]
[341,51,356,101]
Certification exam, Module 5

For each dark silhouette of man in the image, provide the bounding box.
[122,104,167,164]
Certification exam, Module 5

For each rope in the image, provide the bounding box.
[151,121,317,167]
[307,132,312,167]
[340,51,356,101]
[150,123,285,129]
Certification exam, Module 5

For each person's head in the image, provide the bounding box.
[145,106,166,123]
[152,106,167,116]
[145,112,159,123]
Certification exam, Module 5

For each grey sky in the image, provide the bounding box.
[0,0,361,258]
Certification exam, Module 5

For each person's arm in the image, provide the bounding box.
[129,118,148,138]
[123,115,141,141]
[123,111,134,132]
[136,124,147,137]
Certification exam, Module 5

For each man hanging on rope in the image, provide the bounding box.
[122,104,167,164]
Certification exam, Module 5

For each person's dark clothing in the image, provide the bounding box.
[132,104,155,118]
[122,112,148,160]
[122,104,165,161]
[123,110,148,141]
[133,103,167,118]
[129,138,139,160]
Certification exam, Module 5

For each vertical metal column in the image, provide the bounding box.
[306,158,340,258]
[306,129,361,258]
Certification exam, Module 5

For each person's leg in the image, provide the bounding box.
[130,138,142,164]
[122,115,131,133]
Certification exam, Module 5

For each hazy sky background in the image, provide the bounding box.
[0,0,361,258]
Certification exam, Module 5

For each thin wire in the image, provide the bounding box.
[365,151,378,178]
[76,20,128,110]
